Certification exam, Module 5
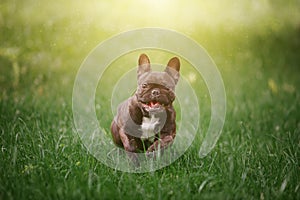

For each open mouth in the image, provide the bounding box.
[141,100,163,109]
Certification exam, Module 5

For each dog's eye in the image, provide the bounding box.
[142,83,147,88]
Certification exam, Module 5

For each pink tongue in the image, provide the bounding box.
[149,102,159,107]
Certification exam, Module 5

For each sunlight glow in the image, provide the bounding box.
[17,0,299,35]
[79,0,299,33]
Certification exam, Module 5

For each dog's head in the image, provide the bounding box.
[135,54,180,114]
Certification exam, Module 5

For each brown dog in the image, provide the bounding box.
[111,54,180,161]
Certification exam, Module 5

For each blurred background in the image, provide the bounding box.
[1,0,299,93]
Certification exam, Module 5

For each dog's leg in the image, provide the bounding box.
[111,121,123,147]
[146,134,174,153]
[119,128,139,166]
[119,128,133,151]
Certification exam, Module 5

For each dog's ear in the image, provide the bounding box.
[138,54,151,78]
[165,57,180,84]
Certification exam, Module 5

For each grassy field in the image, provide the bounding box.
[1,0,300,199]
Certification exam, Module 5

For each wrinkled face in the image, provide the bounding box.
[136,82,175,113]
[136,54,180,114]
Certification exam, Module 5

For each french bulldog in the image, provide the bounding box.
[111,54,180,162]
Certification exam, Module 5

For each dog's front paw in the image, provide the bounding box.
[146,144,156,153]
[146,150,156,159]
[146,151,157,160]
[147,140,162,152]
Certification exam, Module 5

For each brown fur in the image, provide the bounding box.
[110,54,180,162]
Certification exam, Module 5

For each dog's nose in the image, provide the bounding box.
[151,89,160,96]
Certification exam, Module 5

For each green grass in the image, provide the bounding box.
[1,1,300,199]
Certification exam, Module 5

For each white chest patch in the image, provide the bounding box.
[141,115,160,141]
